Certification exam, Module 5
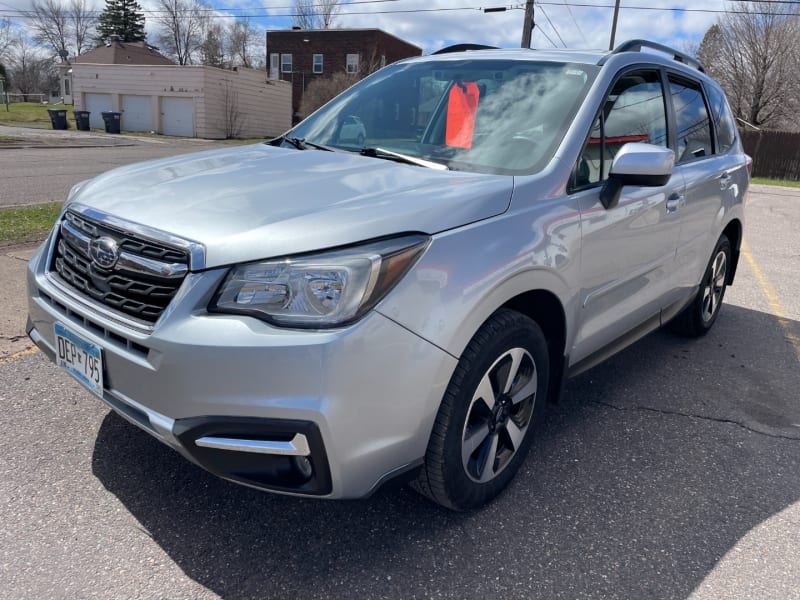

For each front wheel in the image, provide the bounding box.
[413,309,549,510]
[669,234,731,337]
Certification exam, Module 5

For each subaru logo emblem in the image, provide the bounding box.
[88,236,120,269]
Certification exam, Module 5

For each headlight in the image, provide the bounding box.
[210,234,430,328]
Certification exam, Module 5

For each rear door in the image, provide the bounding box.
[570,68,685,364]
[667,75,746,294]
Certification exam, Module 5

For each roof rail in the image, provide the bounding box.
[607,39,705,73]
[432,44,498,55]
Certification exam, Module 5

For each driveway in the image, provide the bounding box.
[0,184,798,598]
[0,125,238,207]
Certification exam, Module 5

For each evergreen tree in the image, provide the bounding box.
[96,0,146,43]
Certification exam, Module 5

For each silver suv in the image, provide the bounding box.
[27,40,748,509]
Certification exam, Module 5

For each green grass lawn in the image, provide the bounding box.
[751,177,800,188]
[0,102,74,129]
[0,203,61,243]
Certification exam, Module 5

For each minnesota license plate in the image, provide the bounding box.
[54,323,104,398]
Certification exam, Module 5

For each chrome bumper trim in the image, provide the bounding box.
[195,434,311,456]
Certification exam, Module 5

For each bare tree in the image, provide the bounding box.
[24,0,97,59]
[299,71,357,118]
[297,46,384,118]
[221,79,242,138]
[1,17,17,60]
[70,0,97,56]
[27,0,69,55]
[293,0,340,29]
[6,33,55,100]
[697,1,800,129]
[154,0,208,65]
[228,18,258,68]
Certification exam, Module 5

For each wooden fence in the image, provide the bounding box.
[740,129,800,181]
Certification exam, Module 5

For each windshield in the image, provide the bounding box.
[286,58,599,175]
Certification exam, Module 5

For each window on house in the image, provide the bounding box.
[64,77,70,96]
[313,54,323,74]
[281,54,292,73]
[346,53,359,74]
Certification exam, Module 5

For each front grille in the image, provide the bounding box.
[49,210,190,324]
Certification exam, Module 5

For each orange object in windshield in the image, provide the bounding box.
[446,82,480,149]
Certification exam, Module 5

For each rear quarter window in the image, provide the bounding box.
[705,84,737,154]
[668,76,713,163]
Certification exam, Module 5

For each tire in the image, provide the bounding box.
[669,234,731,337]
[413,309,549,510]
[356,134,365,147]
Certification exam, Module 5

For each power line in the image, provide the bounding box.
[537,3,567,47]
[534,22,558,47]
[561,0,588,45]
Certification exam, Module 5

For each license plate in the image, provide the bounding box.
[54,323,104,398]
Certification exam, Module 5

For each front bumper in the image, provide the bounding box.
[26,237,457,498]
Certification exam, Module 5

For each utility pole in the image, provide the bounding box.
[521,0,535,48]
[609,0,621,50]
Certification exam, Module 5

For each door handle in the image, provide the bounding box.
[719,173,731,190]
[666,193,684,213]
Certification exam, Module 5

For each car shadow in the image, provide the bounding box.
[91,303,800,599]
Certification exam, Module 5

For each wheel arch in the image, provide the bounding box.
[501,289,568,403]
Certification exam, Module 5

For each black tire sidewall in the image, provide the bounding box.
[439,311,549,509]
[696,236,731,332]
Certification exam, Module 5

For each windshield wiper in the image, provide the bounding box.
[361,147,449,170]
[280,136,335,151]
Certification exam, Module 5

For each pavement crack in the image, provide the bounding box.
[0,334,27,342]
[588,399,800,442]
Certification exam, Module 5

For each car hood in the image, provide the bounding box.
[69,144,513,269]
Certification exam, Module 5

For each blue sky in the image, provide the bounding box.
[1,0,727,56]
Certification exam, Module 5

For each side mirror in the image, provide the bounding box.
[599,143,675,209]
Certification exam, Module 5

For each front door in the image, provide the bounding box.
[570,68,684,364]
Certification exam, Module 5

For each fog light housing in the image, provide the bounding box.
[294,455,313,479]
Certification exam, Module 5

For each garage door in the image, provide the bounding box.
[84,93,112,129]
[161,97,194,137]
[121,95,153,132]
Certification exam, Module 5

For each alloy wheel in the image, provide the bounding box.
[702,250,727,323]
[461,347,537,483]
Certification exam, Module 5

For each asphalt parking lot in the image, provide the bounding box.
[1,183,798,599]
[0,125,232,207]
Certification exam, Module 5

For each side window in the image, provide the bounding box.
[705,84,736,154]
[346,53,359,74]
[576,70,667,187]
[668,76,712,163]
[281,53,292,73]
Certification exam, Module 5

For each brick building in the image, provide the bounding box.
[266,28,422,118]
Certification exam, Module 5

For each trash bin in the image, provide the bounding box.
[74,110,90,131]
[47,109,68,130]
[101,111,121,134]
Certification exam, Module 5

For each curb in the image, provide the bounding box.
[0,142,136,150]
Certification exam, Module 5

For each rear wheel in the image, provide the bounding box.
[670,234,731,337]
[413,309,549,510]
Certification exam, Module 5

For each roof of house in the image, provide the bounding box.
[266,28,422,52]
[73,41,175,66]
